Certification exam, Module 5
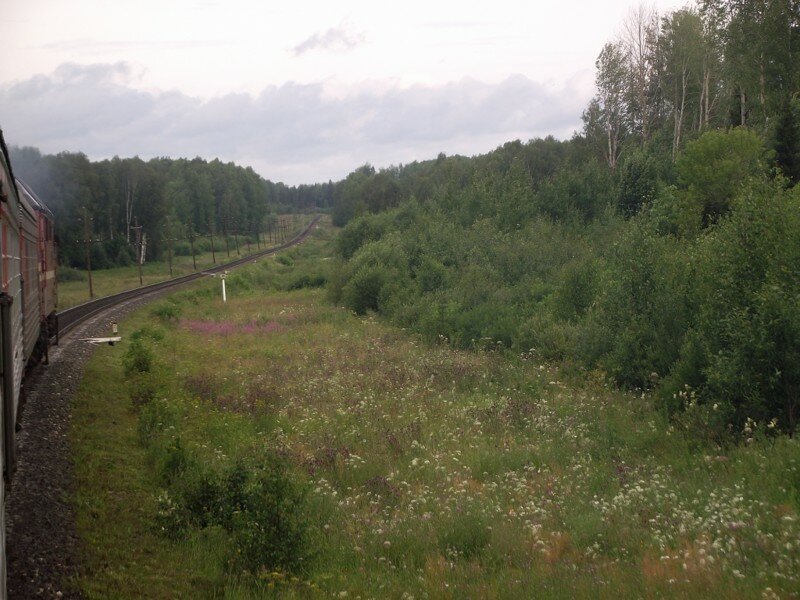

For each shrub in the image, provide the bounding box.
[128,374,159,409]
[151,302,181,323]
[57,265,86,282]
[123,337,154,376]
[286,273,327,291]
[230,457,313,575]
[172,241,193,257]
[680,182,800,433]
[677,128,769,226]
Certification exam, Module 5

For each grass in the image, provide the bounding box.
[58,215,316,309]
[69,217,800,598]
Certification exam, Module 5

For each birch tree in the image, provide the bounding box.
[595,42,629,169]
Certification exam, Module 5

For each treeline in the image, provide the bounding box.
[329,0,800,438]
[9,147,335,269]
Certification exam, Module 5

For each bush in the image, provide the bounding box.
[678,182,800,433]
[129,374,159,409]
[230,457,313,574]
[172,241,193,257]
[286,273,327,291]
[57,265,86,282]
[677,128,769,226]
[151,302,181,323]
[123,337,154,376]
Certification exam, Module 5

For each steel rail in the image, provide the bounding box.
[56,215,323,338]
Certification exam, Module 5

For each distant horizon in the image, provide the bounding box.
[8,127,568,189]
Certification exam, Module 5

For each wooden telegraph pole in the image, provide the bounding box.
[164,220,177,277]
[233,219,240,256]
[80,207,101,298]
[207,220,216,265]
[187,220,197,271]
[132,216,143,286]
[223,217,231,258]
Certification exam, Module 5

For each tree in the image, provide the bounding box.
[622,5,661,145]
[775,98,800,183]
[661,9,705,159]
[595,42,629,169]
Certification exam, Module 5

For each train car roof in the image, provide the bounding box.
[0,127,22,206]
[15,177,54,219]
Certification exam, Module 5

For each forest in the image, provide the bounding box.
[10,0,800,437]
[9,147,335,269]
[329,0,800,438]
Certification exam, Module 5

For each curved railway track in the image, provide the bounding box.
[56,215,322,338]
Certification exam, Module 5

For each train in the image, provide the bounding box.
[0,127,59,598]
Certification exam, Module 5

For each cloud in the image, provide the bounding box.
[291,24,366,56]
[0,62,591,184]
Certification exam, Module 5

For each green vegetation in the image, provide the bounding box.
[65,2,800,596]
[71,218,800,598]
[57,215,314,309]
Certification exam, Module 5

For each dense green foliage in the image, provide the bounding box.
[329,1,800,438]
[9,148,332,269]
[70,224,800,597]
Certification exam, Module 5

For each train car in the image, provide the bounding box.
[0,127,25,599]
[16,178,57,360]
[17,181,41,366]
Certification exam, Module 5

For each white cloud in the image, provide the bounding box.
[291,24,366,56]
[0,62,590,184]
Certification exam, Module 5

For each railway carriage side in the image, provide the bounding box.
[18,192,40,365]
[0,129,25,600]
[16,179,57,350]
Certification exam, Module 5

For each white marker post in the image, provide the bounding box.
[221,271,227,303]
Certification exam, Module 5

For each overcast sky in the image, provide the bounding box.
[0,0,687,185]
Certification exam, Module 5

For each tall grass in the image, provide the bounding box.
[70,217,800,598]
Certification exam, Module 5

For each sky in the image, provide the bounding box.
[0,0,687,185]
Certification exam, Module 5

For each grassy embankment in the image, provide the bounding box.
[58,215,314,309]
[70,217,800,598]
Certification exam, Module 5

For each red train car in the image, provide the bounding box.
[15,179,57,361]
[0,128,25,599]
[0,129,59,597]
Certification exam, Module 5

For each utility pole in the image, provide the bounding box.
[80,207,100,298]
[208,220,216,265]
[223,217,231,258]
[188,220,197,271]
[164,220,177,278]
[233,219,240,256]
[132,216,143,286]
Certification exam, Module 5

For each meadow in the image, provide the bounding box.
[70,218,800,598]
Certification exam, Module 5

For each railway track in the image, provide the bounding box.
[56,215,322,338]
